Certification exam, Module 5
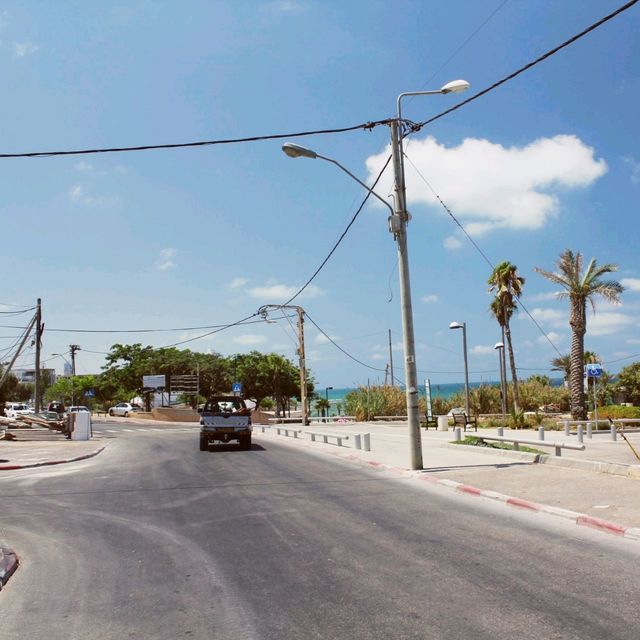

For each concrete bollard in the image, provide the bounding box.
[577,425,584,444]
[611,424,617,441]
[363,433,371,452]
[353,434,362,450]
[454,427,462,442]
[563,420,570,436]
[538,427,545,441]
[586,422,593,439]
[497,427,504,437]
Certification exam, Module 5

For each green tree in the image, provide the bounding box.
[488,261,525,413]
[535,250,623,420]
[551,354,571,381]
[615,361,640,406]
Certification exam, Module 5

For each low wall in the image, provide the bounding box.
[151,407,200,422]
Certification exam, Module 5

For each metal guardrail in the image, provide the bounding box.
[457,430,585,457]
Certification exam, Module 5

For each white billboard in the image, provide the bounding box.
[143,375,166,389]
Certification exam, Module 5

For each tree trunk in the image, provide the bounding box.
[569,297,587,420]
[503,318,520,413]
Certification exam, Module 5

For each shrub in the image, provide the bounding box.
[597,405,640,419]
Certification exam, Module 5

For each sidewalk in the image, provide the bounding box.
[254,421,640,536]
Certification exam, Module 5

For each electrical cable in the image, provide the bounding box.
[304,312,386,373]
[408,0,639,135]
[402,153,563,357]
[0,121,386,159]
[281,154,393,306]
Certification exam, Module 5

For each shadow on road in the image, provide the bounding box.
[202,443,266,453]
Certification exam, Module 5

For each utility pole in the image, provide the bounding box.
[69,344,80,377]
[34,298,43,412]
[389,118,423,470]
[296,307,308,426]
[0,313,38,390]
[388,329,395,387]
[259,304,308,426]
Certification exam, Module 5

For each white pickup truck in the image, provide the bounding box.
[199,396,252,451]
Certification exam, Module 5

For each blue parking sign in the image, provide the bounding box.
[585,364,602,378]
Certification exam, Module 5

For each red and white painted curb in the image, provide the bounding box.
[0,444,108,471]
[258,431,640,543]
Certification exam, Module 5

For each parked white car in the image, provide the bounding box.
[66,406,91,416]
[108,402,142,417]
[4,403,34,418]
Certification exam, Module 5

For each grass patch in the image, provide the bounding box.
[453,436,545,455]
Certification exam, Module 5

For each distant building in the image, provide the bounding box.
[12,368,56,386]
[63,362,73,377]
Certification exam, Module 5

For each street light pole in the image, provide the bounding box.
[281,77,470,471]
[325,386,333,423]
[449,322,470,418]
[494,342,506,418]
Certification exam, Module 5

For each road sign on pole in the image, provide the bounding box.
[585,364,603,378]
[232,382,243,395]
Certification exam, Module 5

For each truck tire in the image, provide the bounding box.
[240,434,251,450]
[199,435,208,452]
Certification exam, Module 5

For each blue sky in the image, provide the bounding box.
[1,0,639,389]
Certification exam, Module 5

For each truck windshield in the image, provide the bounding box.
[203,398,246,413]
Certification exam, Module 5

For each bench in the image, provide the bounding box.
[306,431,350,447]
[451,411,478,432]
[420,416,439,430]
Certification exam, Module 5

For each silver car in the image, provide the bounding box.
[108,402,142,417]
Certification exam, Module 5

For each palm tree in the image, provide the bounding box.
[534,250,623,420]
[550,354,571,381]
[488,261,525,413]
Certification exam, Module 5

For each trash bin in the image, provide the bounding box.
[71,412,91,441]
[437,415,449,432]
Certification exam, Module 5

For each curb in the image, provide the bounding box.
[256,431,640,543]
[0,443,109,471]
[0,543,19,590]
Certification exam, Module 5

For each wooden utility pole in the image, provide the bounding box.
[34,298,43,412]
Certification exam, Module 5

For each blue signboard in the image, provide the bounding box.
[585,364,603,378]
[83,389,96,398]
[231,382,243,394]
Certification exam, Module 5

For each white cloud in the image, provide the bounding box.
[75,161,95,172]
[229,277,248,289]
[588,312,636,336]
[626,338,640,345]
[526,308,565,326]
[471,345,493,355]
[68,183,115,206]
[265,0,307,13]
[233,334,267,346]
[69,185,83,201]
[443,236,462,250]
[155,248,176,271]
[421,294,439,303]
[612,351,629,358]
[622,155,640,184]
[371,353,386,361]
[314,332,339,344]
[528,292,560,302]
[621,278,640,292]
[246,282,325,300]
[13,42,39,57]
[366,134,607,236]
[537,331,562,345]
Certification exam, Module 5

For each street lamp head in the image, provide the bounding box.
[449,322,463,330]
[494,342,504,350]
[282,142,317,159]
[440,79,470,94]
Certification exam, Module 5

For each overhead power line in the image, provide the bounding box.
[0,121,385,159]
[409,0,639,135]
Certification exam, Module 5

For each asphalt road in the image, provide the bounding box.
[1,421,639,639]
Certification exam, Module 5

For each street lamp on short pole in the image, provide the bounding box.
[449,322,470,418]
[494,342,507,418]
